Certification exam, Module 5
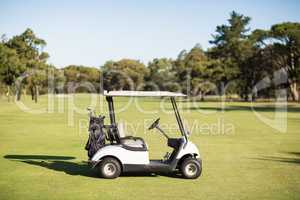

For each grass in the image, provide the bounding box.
[0,94,300,200]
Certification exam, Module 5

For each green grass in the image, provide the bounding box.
[0,94,300,200]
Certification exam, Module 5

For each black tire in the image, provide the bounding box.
[98,157,121,179]
[180,158,202,179]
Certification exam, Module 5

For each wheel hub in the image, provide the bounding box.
[103,163,116,176]
[185,163,197,176]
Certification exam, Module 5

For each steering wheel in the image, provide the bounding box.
[148,118,160,130]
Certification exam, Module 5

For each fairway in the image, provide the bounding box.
[0,94,300,200]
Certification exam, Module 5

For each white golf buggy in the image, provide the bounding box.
[85,91,202,179]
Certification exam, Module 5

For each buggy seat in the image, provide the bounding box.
[120,136,147,151]
[117,123,147,151]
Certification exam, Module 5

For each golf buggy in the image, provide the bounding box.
[85,91,202,179]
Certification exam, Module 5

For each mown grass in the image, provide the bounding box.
[0,94,299,200]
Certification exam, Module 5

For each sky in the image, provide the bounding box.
[0,0,300,68]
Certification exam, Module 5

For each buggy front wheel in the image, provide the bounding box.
[180,158,202,179]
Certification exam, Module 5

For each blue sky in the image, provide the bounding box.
[0,0,300,67]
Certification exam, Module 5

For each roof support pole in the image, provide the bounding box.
[170,97,188,141]
[106,96,116,125]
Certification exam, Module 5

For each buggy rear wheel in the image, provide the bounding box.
[98,157,121,179]
[180,158,202,179]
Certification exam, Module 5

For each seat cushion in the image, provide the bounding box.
[120,137,147,151]
[122,138,144,148]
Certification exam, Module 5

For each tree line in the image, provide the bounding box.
[0,11,299,102]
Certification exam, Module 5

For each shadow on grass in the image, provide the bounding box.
[4,154,184,179]
[4,155,75,160]
[251,152,300,165]
[22,160,99,178]
[4,154,98,178]
[288,152,300,157]
[183,105,300,113]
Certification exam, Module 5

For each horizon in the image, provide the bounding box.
[1,0,300,68]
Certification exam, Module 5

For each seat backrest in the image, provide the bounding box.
[117,122,126,138]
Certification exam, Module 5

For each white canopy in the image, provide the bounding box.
[103,90,186,97]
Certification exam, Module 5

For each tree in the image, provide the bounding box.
[26,62,48,102]
[5,28,49,102]
[262,22,300,101]
[64,65,100,93]
[209,11,256,101]
[102,59,147,90]
[252,22,300,101]
[0,43,23,101]
[145,58,178,91]
[174,44,211,98]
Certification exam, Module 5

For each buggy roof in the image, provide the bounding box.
[103,90,186,97]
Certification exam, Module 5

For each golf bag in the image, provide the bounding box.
[85,115,106,159]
